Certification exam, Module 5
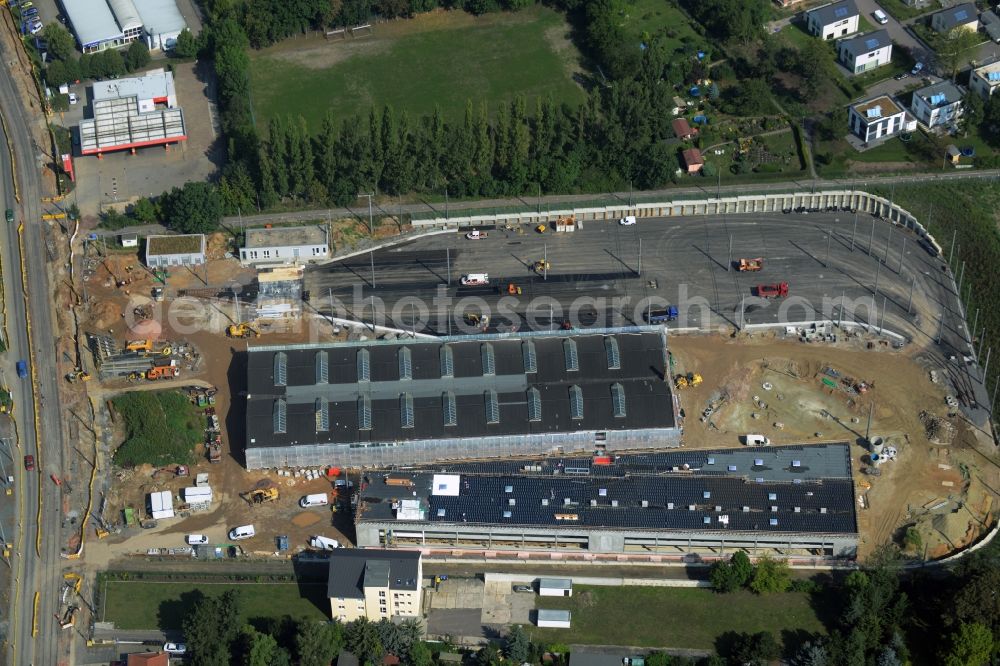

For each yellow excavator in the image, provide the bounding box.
[674,372,703,390]
[126,340,171,356]
[243,487,279,505]
[65,370,92,383]
[227,323,261,339]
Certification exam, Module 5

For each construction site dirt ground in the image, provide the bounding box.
[669,333,999,560]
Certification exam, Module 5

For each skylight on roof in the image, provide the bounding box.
[866,105,882,119]
[443,391,457,427]
[989,71,1000,82]
[315,398,329,432]
[399,347,413,380]
[604,336,621,370]
[400,393,414,429]
[273,398,287,434]
[481,343,496,376]
[564,338,579,372]
[527,387,542,422]
[357,349,370,382]
[522,340,537,373]
[440,345,454,378]
[274,352,287,387]
[610,382,626,418]
[358,394,372,430]
[485,389,500,424]
[569,385,584,420]
[315,350,328,384]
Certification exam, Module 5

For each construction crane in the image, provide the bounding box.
[227,323,261,339]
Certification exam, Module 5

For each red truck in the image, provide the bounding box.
[755,282,789,298]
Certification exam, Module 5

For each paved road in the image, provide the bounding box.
[222,170,1000,229]
[854,0,928,57]
[0,27,71,666]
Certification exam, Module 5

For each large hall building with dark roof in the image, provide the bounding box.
[355,443,859,559]
[243,327,681,469]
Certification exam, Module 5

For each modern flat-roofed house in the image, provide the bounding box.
[911,81,965,128]
[931,3,978,33]
[806,0,860,40]
[239,225,330,266]
[848,96,906,143]
[144,234,205,268]
[837,30,892,74]
[326,549,422,622]
[970,62,1000,100]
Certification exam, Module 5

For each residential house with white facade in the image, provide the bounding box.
[838,30,893,74]
[930,3,979,34]
[911,81,965,129]
[806,0,860,40]
[970,61,1000,100]
[848,96,906,143]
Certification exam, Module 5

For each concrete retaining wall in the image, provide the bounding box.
[410,189,942,256]
[484,572,711,588]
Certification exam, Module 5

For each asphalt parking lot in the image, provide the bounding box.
[307,212,960,345]
[69,61,220,216]
[307,211,987,424]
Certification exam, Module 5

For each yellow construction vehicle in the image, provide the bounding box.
[126,340,171,356]
[243,487,279,505]
[464,312,490,327]
[63,573,82,595]
[533,259,551,273]
[674,372,703,390]
[535,224,547,234]
[227,323,261,339]
[65,370,92,383]
[126,371,143,382]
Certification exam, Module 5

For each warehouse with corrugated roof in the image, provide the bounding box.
[243,327,681,469]
[64,0,187,52]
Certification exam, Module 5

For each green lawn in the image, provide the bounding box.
[877,0,932,21]
[531,585,826,650]
[101,581,329,630]
[111,390,202,467]
[249,6,585,128]
[617,0,704,54]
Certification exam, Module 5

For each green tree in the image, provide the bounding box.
[411,642,434,666]
[644,652,671,666]
[727,78,771,116]
[731,551,753,587]
[701,161,717,177]
[128,197,158,223]
[50,93,70,113]
[101,49,126,78]
[161,181,223,233]
[296,621,343,666]
[960,92,984,138]
[937,28,981,80]
[182,589,243,666]
[345,618,384,666]
[125,40,151,72]
[709,559,741,593]
[749,555,791,594]
[41,24,76,61]
[731,631,780,666]
[942,622,993,666]
[45,60,70,87]
[505,625,530,663]
[174,28,198,57]
[238,625,281,666]
[476,643,502,666]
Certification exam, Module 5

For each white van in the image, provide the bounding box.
[619,216,637,226]
[743,434,772,447]
[310,535,340,550]
[228,525,256,540]
[873,9,888,24]
[299,493,329,508]
[460,273,489,286]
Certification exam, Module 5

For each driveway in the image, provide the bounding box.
[861,71,941,101]
[853,0,930,59]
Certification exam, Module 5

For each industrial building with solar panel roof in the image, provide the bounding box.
[354,444,858,559]
[243,327,682,469]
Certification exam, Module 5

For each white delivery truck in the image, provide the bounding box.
[299,493,329,508]
[743,434,772,447]
[460,273,489,286]
[229,525,256,540]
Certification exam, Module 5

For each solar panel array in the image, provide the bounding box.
[865,38,879,50]
[989,71,1000,82]
[954,9,968,21]
[835,6,848,17]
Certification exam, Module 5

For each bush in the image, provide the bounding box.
[112,391,202,466]
[99,209,131,230]
[749,555,791,594]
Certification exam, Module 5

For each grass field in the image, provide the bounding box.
[111,390,202,467]
[617,0,703,54]
[532,586,826,651]
[101,581,329,630]
[249,6,585,129]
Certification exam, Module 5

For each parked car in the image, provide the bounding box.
[513,585,533,593]
[16,360,27,378]
[185,534,208,545]
[618,216,637,226]
[911,62,924,76]
[873,9,888,24]
[163,643,187,655]
[29,22,43,35]
[23,455,34,471]
[893,72,908,81]
[68,93,78,105]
